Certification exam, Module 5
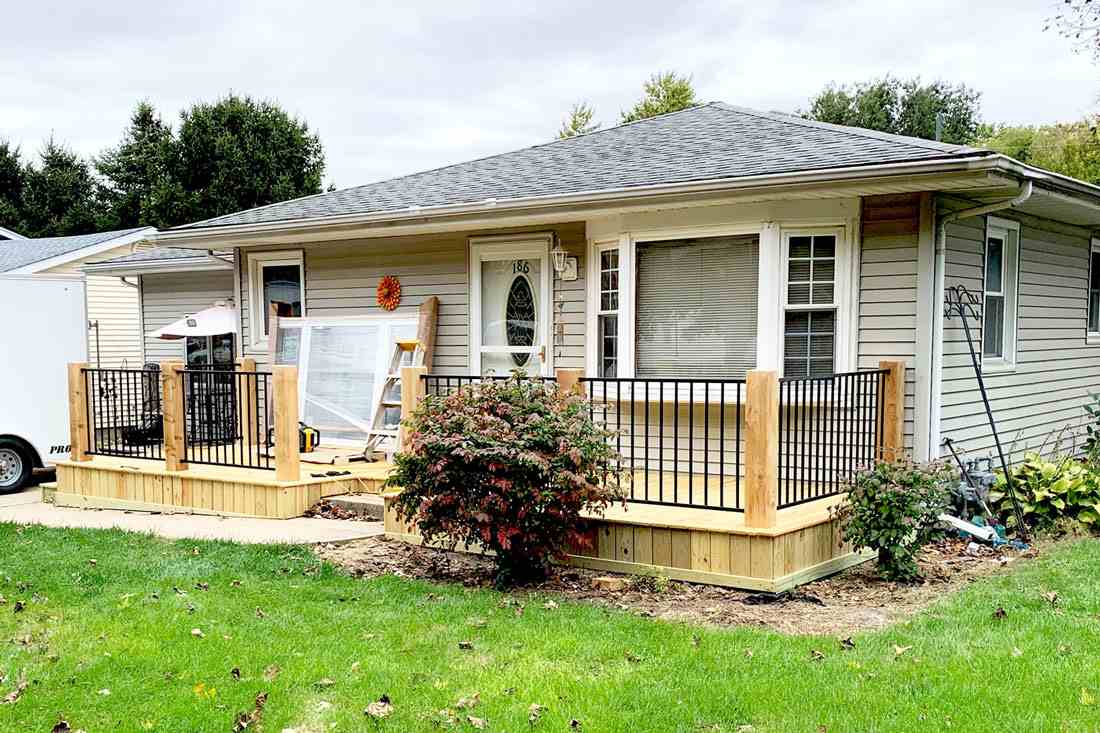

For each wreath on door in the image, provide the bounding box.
[377,275,401,311]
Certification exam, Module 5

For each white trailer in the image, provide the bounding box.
[0,274,87,491]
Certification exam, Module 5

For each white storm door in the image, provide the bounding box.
[470,237,552,377]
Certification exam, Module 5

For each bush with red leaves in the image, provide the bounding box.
[386,375,622,586]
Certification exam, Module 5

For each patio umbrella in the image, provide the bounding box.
[149,304,237,340]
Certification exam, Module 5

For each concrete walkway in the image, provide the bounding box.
[0,489,383,545]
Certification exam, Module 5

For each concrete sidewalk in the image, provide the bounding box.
[0,489,382,545]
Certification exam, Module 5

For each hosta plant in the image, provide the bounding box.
[385,375,623,587]
[834,460,953,582]
[989,453,1100,529]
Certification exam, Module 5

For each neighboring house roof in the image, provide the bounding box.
[0,227,155,273]
[176,102,984,231]
[84,247,233,275]
[0,226,26,240]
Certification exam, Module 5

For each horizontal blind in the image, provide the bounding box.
[636,235,759,378]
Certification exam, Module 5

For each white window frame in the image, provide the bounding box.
[1088,237,1100,343]
[982,216,1020,371]
[585,239,626,376]
[247,250,305,349]
[778,227,853,378]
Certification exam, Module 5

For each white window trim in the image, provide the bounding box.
[247,250,304,349]
[982,216,1020,372]
[469,234,554,377]
[586,221,858,380]
[1088,237,1100,344]
[778,227,853,378]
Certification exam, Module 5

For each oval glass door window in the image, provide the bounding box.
[506,275,536,366]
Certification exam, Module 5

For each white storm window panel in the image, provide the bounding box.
[783,233,838,379]
[634,235,759,378]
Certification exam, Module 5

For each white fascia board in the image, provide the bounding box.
[8,227,157,274]
[82,258,233,276]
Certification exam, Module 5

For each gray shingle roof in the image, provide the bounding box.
[0,227,150,272]
[90,247,211,266]
[177,102,983,231]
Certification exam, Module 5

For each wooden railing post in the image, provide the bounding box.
[236,357,257,455]
[399,365,428,451]
[555,368,585,396]
[878,360,906,463]
[273,365,300,482]
[68,362,92,462]
[745,369,779,529]
[160,360,187,471]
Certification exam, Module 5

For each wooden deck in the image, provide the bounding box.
[383,490,868,592]
[54,454,393,519]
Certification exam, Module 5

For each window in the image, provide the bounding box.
[597,248,619,377]
[783,233,837,378]
[1089,239,1100,337]
[248,251,304,345]
[635,235,759,378]
[982,218,1019,366]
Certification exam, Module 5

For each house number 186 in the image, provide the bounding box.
[512,260,530,274]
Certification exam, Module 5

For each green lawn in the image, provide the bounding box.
[0,526,1097,732]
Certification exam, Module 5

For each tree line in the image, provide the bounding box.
[0,94,325,238]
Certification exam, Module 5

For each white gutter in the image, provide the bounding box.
[928,181,1034,456]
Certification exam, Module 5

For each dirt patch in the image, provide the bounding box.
[302,500,370,522]
[316,536,1040,635]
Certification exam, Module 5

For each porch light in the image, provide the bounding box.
[551,236,567,272]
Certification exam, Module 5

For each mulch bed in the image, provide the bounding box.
[316,536,1040,635]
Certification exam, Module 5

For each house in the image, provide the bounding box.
[54,102,1100,590]
[0,227,156,367]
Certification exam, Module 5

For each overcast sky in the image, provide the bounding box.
[3,1,1097,188]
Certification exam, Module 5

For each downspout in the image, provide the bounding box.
[928,181,1033,456]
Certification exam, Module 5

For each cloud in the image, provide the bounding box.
[2,0,1096,189]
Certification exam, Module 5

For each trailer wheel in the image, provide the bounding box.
[0,440,32,493]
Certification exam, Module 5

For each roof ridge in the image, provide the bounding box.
[181,103,718,230]
[711,102,976,154]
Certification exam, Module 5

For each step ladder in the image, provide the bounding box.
[364,338,423,458]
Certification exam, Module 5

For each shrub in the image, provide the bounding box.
[385,375,622,587]
[1084,392,1100,457]
[834,460,953,582]
[989,452,1100,529]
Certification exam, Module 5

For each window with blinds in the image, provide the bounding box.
[784,233,837,378]
[635,235,759,378]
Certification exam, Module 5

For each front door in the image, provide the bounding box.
[471,237,552,376]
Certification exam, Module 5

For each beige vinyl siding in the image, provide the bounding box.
[858,193,920,450]
[940,201,1098,460]
[238,223,586,375]
[44,246,145,368]
[140,271,235,364]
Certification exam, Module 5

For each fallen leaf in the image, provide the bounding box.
[232,691,267,732]
[458,641,474,650]
[810,650,825,661]
[51,718,71,733]
[624,651,643,663]
[190,628,204,639]
[230,580,242,588]
[87,559,97,566]
[744,649,753,659]
[230,667,241,680]
[255,607,266,619]
[468,715,487,729]
[195,582,209,591]
[456,693,480,709]
[0,678,26,704]
[893,645,912,657]
[528,703,544,723]
[12,601,24,614]
[98,688,111,696]
[542,600,558,611]
[350,661,361,672]
[1042,591,1059,607]
[1011,647,1023,658]
[366,694,393,719]
[839,637,855,650]
[691,635,701,648]
[314,678,336,689]
[570,719,582,729]
[992,607,1007,620]
[1081,687,1096,706]
[263,665,280,681]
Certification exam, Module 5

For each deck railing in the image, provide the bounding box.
[82,366,164,460]
[579,377,745,512]
[70,360,303,481]
[180,367,273,471]
[777,369,888,509]
[421,374,557,397]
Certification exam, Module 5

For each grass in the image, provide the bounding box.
[0,526,1097,732]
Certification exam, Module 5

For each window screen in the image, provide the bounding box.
[983,235,1007,358]
[1090,250,1100,334]
[784,234,838,378]
[635,235,759,378]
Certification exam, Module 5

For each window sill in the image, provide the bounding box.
[1088,334,1100,347]
[982,360,1016,375]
